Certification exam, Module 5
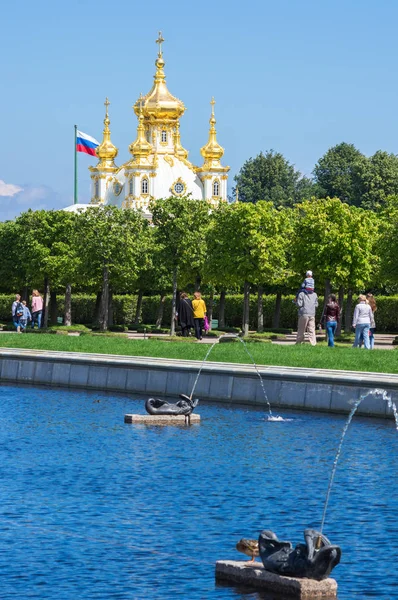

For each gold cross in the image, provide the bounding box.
[211,96,215,114]
[104,97,110,116]
[156,31,164,55]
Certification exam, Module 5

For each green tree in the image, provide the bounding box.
[291,198,380,328]
[313,142,365,205]
[207,202,288,335]
[379,196,398,285]
[356,150,398,211]
[74,206,148,331]
[233,150,314,207]
[150,196,210,335]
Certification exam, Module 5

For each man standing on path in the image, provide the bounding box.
[295,288,319,345]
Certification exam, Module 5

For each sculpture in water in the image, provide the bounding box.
[145,394,199,416]
[258,529,341,581]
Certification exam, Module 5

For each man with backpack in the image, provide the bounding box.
[12,294,25,333]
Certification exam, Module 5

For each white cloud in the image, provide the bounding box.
[0,180,23,197]
[0,183,68,221]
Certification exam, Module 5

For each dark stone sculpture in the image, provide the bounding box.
[258,529,341,581]
[145,394,199,416]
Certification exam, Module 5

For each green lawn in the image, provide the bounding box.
[0,333,396,374]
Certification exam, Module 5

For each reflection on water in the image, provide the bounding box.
[0,384,397,599]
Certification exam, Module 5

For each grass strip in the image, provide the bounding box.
[0,334,396,374]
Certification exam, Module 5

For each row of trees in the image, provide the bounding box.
[2,194,398,334]
[234,144,398,211]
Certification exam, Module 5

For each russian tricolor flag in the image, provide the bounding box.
[76,130,99,157]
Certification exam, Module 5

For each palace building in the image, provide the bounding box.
[89,33,229,216]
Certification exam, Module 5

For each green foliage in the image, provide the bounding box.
[291,198,379,290]
[207,202,288,288]
[233,150,315,206]
[313,142,365,205]
[150,196,210,283]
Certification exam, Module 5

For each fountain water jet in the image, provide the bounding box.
[319,388,398,538]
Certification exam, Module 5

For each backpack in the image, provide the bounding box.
[15,302,24,317]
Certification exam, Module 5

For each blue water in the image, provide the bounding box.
[0,384,397,600]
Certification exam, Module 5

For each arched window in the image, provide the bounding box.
[213,180,220,196]
[161,130,167,143]
[95,180,99,197]
[129,179,133,195]
[141,177,149,194]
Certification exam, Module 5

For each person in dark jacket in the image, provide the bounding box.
[319,294,341,347]
[177,292,194,337]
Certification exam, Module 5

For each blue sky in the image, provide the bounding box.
[1,0,397,219]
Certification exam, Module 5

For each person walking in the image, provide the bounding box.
[192,291,207,340]
[352,294,373,349]
[31,290,43,329]
[177,292,194,337]
[319,294,340,347]
[12,294,24,333]
[295,287,319,345]
[366,293,377,349]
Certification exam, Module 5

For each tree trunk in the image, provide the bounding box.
[22,285,29,302]
[219,290,226,329]
[195,275,201,292]
[134,290,143,324]
[324,278,331,310]
[108,289,114,327]
[170,268,178,336]
[94,291,102,326]
[345,289,353,332]
[42,277,50,328]
[207,290,214,330]
[64,283,72,326]
[50,291,57,325]
[242,280,250,337]
[336,285,344,336]
[98,266,109,332]
[273,290,282,329]
[257,285,264,333]
[156,294,166,328]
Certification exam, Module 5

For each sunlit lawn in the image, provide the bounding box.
[0,333,396,374]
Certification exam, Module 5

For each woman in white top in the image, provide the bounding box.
[352,294,374,350]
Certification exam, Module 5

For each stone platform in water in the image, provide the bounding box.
[124,414,200,425]
[215,561,337,599]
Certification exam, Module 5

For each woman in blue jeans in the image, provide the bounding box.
[320,294,341,347]
[352,295,373,349]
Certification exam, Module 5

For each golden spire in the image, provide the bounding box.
[236,186,239,203]
[133,33,185,122]
[129,94,153,159]
[95,97,118,166]
[200,97,225,165]
[173,121,189,160]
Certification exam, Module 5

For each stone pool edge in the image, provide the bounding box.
[0,347,396,419]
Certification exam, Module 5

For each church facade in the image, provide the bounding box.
[89,33,229,216]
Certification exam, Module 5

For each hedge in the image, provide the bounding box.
[1,293,398,332]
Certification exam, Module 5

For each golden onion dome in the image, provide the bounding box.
[200,98,224,163]
[96,98,118,162]
[133,33,185,122]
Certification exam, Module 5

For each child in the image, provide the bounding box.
[20,300,32,331]
[293,270,315,303]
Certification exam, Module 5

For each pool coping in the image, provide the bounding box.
[0,347,396,418]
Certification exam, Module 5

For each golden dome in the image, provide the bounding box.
[133,32,185,123]
[96,98,118,163]
[200,98,224,163]
[129,94,153,159]
[173,122,189,160]
[200,98,224,162]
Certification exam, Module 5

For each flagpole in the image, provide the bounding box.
[74,124,78,204]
